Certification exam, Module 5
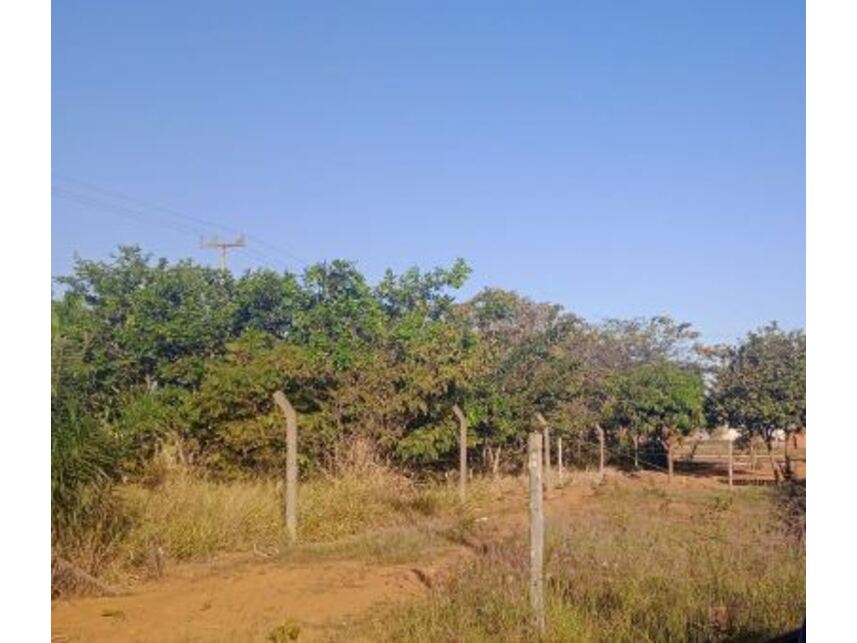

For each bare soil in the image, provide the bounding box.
[52,555,457,642]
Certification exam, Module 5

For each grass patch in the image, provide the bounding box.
[279,523,449,566]
[267,620,301,642]
[363,480,805,642]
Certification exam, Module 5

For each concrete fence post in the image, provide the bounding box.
[452,404,468,503]
[536,413,551,490]
[273,391,298,543]
[528,432,545,635]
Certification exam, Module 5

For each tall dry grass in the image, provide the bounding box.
[117,473,282,566]
[366,480,805,642]
[87,465,494,581]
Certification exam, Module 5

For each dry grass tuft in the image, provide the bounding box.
[116,472,283,567]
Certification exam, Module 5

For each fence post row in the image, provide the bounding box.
[272,390,298,543]
[528,432,546,635]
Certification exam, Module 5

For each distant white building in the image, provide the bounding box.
[687,428,710,441]
[710,425,740,441]
[723,427,740,441]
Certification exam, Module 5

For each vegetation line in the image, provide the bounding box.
[51,246,805,594]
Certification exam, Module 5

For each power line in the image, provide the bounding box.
[52,186,208,239]
[51,173,309,268]
[52,178,289,269]
[52,184,285,272]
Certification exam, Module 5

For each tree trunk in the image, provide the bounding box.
[662,427,678,482]
[727,438,734,489]
[765,435,784,484]
[784,430,793,479]
[596,424,605,480]
[492,446,502,480]
[665,433,674,482]
[633,432,639,470]
[688,438,700,461]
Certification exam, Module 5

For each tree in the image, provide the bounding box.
[607,362,704,479]
[233,269,302,339]
[295,260,385,368]
[55,246,236,394]
[193,331,322,474]
[385,306,485,465]
[462,289,586,455]
[50,244,751,488]
[706,323,805,482]
[375,259,471,320]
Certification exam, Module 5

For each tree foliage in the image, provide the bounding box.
[51,246,804,546]
[607,362,705,439]
[706,323,805,444]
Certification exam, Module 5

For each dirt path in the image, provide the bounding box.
[52,555,457,642]
[50,475,617,642]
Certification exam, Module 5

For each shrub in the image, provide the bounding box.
[51,400,128,575]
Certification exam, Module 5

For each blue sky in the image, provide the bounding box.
[52,1,805,344]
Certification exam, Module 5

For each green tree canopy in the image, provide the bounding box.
[607,362,705,440]
[706,323,805,444]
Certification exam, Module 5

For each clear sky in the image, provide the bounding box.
[52,1,805,344]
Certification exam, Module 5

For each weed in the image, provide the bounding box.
[268,621,301,642]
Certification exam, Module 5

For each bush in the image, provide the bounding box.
[51,400,128,575]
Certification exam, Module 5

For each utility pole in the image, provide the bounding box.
[200,235,245,271]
